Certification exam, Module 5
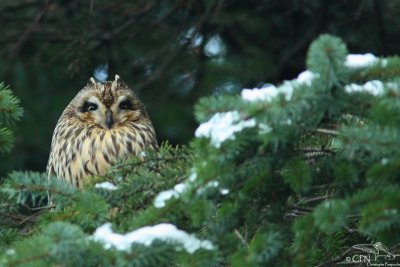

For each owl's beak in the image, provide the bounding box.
[106,109,113,129]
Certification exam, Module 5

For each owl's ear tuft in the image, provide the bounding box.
[88,77,96,85]
[114,74,127,87]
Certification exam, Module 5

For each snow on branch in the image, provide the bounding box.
[154,183,188,208]
[95,181,118,190]
[195,72,318,148]
[195,111,256,148]
[153,171,196,209]
[195,70,321,148]
[196,180,230,195]
[345,53,378,68]
[154,171,229,208]
[296,70,319,85]
[344,80,385,96]
[92,223,214,254]
[241,85,279,102]
[241,70,318,103]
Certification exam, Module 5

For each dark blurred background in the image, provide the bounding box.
[0,0,399,176]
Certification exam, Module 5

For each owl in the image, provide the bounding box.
[46,75,158,187]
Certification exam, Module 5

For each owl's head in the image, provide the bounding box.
[65,75,150,130]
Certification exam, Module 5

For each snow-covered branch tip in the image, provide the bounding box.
[345,53,387,68]
[195,111,256,148]
[95,181,118,190]
[92,223,214,254]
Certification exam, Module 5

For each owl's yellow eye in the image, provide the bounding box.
[119,100,133,110]
[82,102,98,112]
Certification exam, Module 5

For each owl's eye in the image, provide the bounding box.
[119,100,133,110]
[82,102,98,112]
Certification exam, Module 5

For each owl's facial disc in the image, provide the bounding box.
[77,95,141,130]
[112,95,142,126]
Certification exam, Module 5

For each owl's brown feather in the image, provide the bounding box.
[47,75,158,187]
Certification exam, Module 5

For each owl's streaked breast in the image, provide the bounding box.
[48,120,157,187]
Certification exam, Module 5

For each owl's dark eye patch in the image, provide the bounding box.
[81,102,98,112]
[119,100,134,110]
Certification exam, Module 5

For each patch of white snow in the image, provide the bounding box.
[195,111,256,148]
[344,80,385,96]
[345,54,378,68]
[95,182,118,191]
[93,223,214,254]
[154,183,188,208]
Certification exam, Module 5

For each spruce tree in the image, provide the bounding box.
[0,82,23,255]
[1,34,400,266]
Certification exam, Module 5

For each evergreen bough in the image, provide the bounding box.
[1,34,400,266]
[0,83,23,153]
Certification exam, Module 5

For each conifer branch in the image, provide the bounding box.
[298,193,336,204]
[12,184,77,200]
[0,211,37,224]
[17,209,46,225]
[108,156,187,175]
[313,128,339,136]
[304,151,332,159]
[22,203,56,211]
[8,252,50,267]
[234,229,249,248]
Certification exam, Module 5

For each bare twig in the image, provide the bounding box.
[23,203,56,211]
[18,209,47,225]
[0,211,37,224]
[300,147,335,153]
[313,128,339,136]
[110,1,156,38]
[304,151,332,159]
[285,212,302,218]
[234,228,249,248]
[288,204,314,212]
[9,0,50,59]
[0,0,41,13]
[135,0,220,91]
[298,193,336,204]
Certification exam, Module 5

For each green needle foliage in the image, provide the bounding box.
[1,34,400,266]
[0,83,23,153]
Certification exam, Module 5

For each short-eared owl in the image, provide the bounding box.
[47,75,158,187]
